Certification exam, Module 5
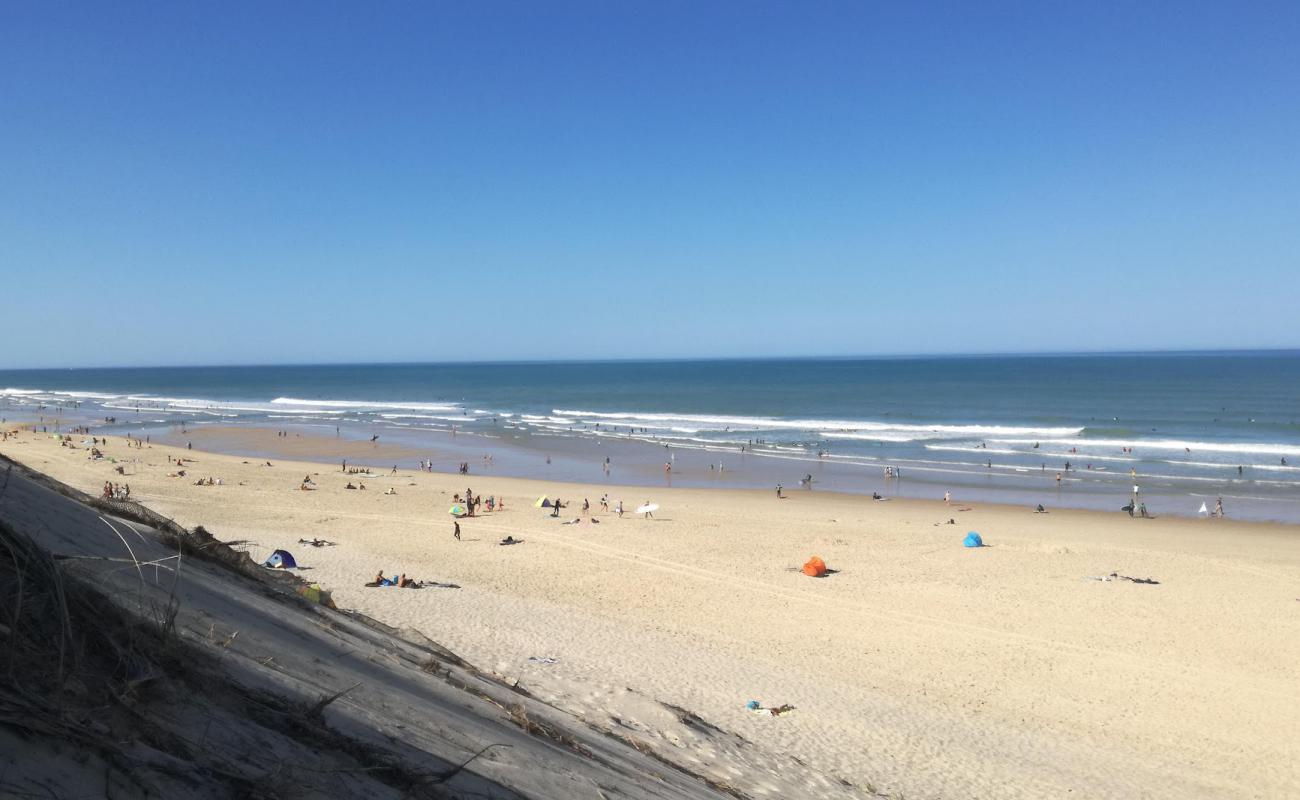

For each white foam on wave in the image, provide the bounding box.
[272,397,460,412]
[103,396,346,416]
[823,431,938,443]
[555,408,1084,440]
[379,413,475,423]
[996,437,1300,458]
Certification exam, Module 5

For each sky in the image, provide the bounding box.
[1,2,1297,368]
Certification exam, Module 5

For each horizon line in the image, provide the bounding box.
[3,347,1300,372]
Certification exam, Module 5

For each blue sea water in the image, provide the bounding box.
[3,353,1299,521]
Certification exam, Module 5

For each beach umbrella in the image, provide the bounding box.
[533,495,548,508]
[449,504,468,517]
[635,503,659,514]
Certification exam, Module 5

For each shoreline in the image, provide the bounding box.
[133,422,1300,525]
[149,423,1300,535]
[3,424,1299,797]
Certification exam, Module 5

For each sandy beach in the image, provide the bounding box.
[4,426,1298,799]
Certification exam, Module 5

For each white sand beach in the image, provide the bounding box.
[5,426,1298,798]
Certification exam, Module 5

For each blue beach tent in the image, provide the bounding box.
[963,532,984,548]
[264,549,298,569]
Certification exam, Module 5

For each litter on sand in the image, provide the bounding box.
[528,656,558,664]
[746,699,796,716]
[297,538,336,547]
[1085,572,1160,584]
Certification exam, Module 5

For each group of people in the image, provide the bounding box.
[453,487,502,515]
[369,571,420,588]
[551,495,641,518]
[101,481,131,500]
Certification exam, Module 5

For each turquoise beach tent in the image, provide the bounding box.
[963,532,984,548]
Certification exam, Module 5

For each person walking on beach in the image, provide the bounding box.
[775,484,783,498]
[944,490,951,505]
[453,520,461,541]
[642,501,653,519]
[616,500,624,517]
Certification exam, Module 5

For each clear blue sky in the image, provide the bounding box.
[2,2,1297,368]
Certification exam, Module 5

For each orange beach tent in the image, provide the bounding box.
[802,556,827,577]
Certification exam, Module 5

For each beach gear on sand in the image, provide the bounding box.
[534,495,549,508]
[635,503,659,514]
[963,532,984,548]
[449,504,468,517]
[296,583,336,607]
[802,555,828,577]
[264,549,298,569]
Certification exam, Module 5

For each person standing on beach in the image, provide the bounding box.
[453,520,461,540]
[1215,496,1225,517]
[944,490,951,505]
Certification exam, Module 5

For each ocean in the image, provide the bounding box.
[3,352,1300,521]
